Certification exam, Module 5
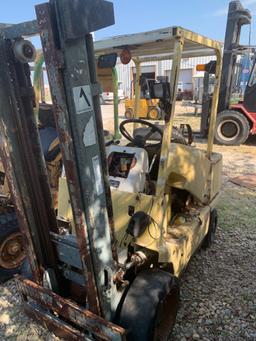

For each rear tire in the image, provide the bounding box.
[116,269,180,341]
[0,212,25,282]
[215,110,250,145]
[125,108,134,119]
[203,208,218,249]
[148,107,161,120]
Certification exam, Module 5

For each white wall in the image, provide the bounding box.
[116,55,216,97]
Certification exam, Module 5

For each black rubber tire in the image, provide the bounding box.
[116,269,180,341]
[0,212,24,282]
[148,107,161,120]
[125,108,134,119]
[203,208,218,249]
[215,110,250,145]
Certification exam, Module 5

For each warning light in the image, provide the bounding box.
[196,64,206,72]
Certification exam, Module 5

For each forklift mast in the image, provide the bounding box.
[218,0,251,113]
[200,0,252,137]
[243,56,256,112]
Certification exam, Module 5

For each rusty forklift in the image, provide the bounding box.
[0,0,223,340]
[0,66,62,282]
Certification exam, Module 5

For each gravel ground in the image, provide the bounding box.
[0,281,60,341]
[172,184,256,341]
[1,104,256,340]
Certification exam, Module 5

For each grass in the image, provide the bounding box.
[173,102,201,132]
[217,185,256,230]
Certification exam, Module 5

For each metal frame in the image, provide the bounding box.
[94,26,221,58]
[218,0,251,113]
[94,26,223,190]
[36,0,118,318]
[0,30,60,284]
[17,276,125,341]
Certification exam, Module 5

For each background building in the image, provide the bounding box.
[116,56,216,99]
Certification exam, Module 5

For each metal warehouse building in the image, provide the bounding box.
[116,56,216,98]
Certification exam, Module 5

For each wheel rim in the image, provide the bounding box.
[125,109,133,118]
[154,286,179,341]
[217,119,240,141]
[0,232,25,270]
[148,108,159,120]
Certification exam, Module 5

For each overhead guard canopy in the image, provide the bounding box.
[94,26,223,62]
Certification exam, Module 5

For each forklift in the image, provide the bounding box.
[0,58,62,282]
[124,77,161,120]
[0,1,222,340]
[200,0,256,145]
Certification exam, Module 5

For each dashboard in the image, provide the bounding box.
[106,145,149,193]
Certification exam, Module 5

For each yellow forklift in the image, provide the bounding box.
[0,1,222,340]
[125,97,160,119]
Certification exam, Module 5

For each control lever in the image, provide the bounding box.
[148,153,158,173]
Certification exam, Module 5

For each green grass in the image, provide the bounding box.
[217,185,256,230]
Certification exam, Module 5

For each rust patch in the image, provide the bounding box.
[24,303,90,341]
[36,2,102,315]
[17,276,126,341]
[0,122,42,283]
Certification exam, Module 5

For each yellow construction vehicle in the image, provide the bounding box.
[124,77,162,119]
[124,98,161,119]
[0,1,222,340]
[56,23,223,341]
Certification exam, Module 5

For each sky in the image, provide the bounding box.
[0,0,256,45]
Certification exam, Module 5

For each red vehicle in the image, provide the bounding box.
[200,1,256,145]
[215,63,256,145]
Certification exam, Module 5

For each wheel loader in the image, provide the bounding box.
[0,1,222,340]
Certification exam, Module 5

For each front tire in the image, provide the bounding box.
[116,269,180,341]
[215,110,250,145]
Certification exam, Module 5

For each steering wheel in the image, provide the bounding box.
[119,118,163,148]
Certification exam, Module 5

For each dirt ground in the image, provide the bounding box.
[0,102,256,340]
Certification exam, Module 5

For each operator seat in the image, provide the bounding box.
[133,125,189,180]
